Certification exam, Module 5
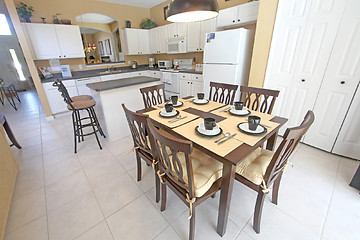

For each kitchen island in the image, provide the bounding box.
[87,76,161,141]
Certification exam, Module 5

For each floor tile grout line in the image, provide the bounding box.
[233,215,253,240]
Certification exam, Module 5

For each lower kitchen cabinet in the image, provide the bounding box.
[179,75,203,98]
[43,80,78,114]
[76,77,101,96]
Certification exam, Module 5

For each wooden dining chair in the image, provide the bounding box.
[234,110,315,233]
[122,104,161,203]
[240,86,280,114]
[139,84,166,109]
[147,118,223,240]
[208,82,238,105]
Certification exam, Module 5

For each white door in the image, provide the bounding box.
[332,83,360,160]
[177,23,188,37]
[122,29,139,55]
[179,79,191,98]
[150,28,159,54]
[24,23,61,59]
[187,22,201,52]
[199,18,216,51]
[216,6,237,28]
[167,23,177,38]
[303,0,360,151]
[55,25,85,58]
[237,1,259,24]
[264,0,347,135]
[158,25,168,53]
[138,30,150,54]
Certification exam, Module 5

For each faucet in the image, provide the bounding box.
[107,66,116,72]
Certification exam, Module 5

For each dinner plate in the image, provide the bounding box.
[192,98,209,105]
[159,109,180,118]
[195,122,222,136]
[229,106,251,116]
[237,122,267,135]
[169,101,183,107]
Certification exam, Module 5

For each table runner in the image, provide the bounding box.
[219,116,280,146]
[173,118,243,157]
[147,108,199,128]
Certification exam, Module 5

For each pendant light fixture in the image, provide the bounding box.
[166,0,219,23]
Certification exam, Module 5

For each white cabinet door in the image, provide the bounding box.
[138,30,150,54]
[191,81,203,96]
[179,80,191,98]
[187,22,201,52]
[122,29,139,55]
[167,23,177,38]
[158,25,168,53]
[303,0,360,151]
[237,1,259,24]
[24,23,62,59]
[217,6,237,28]
[332,83,360,160]
[55,25,85,58]
[200,18,216,50]
[177,23,188,37]
[150,28,159,54]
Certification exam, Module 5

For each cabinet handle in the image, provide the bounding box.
[233,20,235,23]
[59,56,61,58]
[341,81,345,84]
[238,19,240,22]
[64,55,66,57]
[301,79,305,82]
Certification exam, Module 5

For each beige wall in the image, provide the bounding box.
[0,127,18,239]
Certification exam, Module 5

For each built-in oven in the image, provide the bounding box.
[161,71,180,99]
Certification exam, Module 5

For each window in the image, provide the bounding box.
[0,14,11,35]
[9,49,26,81]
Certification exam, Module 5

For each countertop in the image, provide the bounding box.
[86,76,161,92]
[41,65,202,83]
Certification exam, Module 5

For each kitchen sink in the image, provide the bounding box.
[100,70,122,75]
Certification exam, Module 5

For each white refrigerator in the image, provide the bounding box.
[202,28,254,101]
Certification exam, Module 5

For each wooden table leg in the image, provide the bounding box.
[1,116,22,149]
[217,162,236,236]
[266,130,279,151]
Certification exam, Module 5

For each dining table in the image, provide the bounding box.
[138,96,288,237]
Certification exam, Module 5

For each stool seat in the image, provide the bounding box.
[67,99,96,110]
[71,95,92,101]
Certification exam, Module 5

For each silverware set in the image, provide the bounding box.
[168,115,187,123]
[219,107,231,112]
[217,133,237,145]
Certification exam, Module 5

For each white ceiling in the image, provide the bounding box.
[76,13,117,23]
[96,0,167,8]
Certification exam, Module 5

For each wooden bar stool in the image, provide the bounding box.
[52,80,105,153]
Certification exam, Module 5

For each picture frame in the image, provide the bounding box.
[98,41,104,56]
[105,39,112,55]
[163,6,168,20]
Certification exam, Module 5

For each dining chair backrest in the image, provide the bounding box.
[139,84,166,109]
[52,79,74,110]
[122,104,152,155]
[147,118,196,199]
[209,82,238,105]
[240,86,280,114]
[264,111,315,187]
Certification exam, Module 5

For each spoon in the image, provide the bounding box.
[169,115,181,123]
[215,132,230,143]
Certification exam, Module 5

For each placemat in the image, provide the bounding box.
[219,116,280,146]
[173,118,243,157]
[183,108,227,123]
[147,108,199,129]
[212,105,275,122]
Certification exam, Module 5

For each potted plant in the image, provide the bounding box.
[16,2,34,23]
[140,18,157,29]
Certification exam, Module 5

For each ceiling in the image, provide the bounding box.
[76,13,117,23]
[80,27,100,34]
[96,0,167,8]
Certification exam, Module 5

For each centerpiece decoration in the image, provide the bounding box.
[16,2,34,23]
[140,18,157,29]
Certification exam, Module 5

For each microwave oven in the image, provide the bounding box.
[158,60,172,69]
[167,36,187,54]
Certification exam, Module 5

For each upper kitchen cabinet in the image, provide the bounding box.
[187,18,216,52]
[150,25,168,54]
[167,22,188,38]
[217,1,259,29]
[122,28,150,55]
[22,23,85,60]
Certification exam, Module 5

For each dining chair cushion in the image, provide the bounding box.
[67,99,96,110]
[71,95,93,102]
[177,149,223,197]
[235,147,274,185]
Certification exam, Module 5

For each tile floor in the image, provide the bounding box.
[2,91,360,240]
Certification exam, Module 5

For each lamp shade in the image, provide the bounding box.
[166,0,219,23]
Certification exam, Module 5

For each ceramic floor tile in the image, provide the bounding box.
[128,164,156,193]
[171,199,241,240]
[42,145,76,167]
[17,155,43,175]
[42,137,72,154]
[5,188,46,234]
[4,216,48,240]
[153,226,182,240]
[48,192,104,240]
[45,171,91,211]
[93,174,143,217]
[12,144,42,162]
[116,152,137,171]
[105,136,134,157]
[44,155,82,186]
[12,169,44,200]
[74,221,113,240]
[107,195,168,240]
[235,231,257,240]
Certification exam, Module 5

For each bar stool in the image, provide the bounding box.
[0,78,21,111]
[52,79,106,153]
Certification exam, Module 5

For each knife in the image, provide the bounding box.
[219,107,231,112]
[217,133,237,145]
[169,116,187,123]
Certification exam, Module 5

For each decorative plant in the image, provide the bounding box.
[140,18,157,29]
[16,2,34,22]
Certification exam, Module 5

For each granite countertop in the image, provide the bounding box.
[41,65,202,83]
[86,76,160,92]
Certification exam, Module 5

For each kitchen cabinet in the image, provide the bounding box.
[43,80,78,114]
[187,18,216,52]
[148,71,161,78]
[217,1,259,29]
[179,73,203,98]
[22,23,84,60]
[100,73,131,81]
[122,28,150,55]
[130,71,149,77]
[167,23,188,38]
[76,77,101,96]
[150,25,168,54]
